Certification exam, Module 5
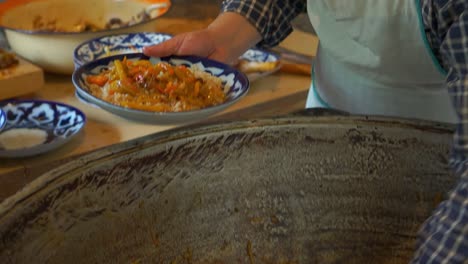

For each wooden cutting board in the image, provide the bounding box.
[0,57,44,100]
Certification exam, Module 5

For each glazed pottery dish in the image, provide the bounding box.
[73,32,173,69]
[0,108,5,131]
[0,99,86,158]
[0,0,171,74]
[237,48,281,81]
[72,53,249,124]
[74,33,280,81]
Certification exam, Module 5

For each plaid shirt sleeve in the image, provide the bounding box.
[221,0,307,48]
[412,0,468,263]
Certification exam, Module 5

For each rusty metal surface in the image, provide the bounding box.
[0,113,458,263]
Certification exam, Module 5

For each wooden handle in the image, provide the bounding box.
[279,62,312,76]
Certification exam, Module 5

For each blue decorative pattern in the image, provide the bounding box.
[72,53,250,124]
[73,33,279,82]
[239,48,281,81]
[0,100,86,157]
[0,109,5,131]
[73,32,173,68]
[239,48,278,63]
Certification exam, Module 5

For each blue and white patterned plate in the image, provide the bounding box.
[72,53,249,124]
[73,32,173,69]
[73,32,280,81]
[239,48,281,81]
[0,109,6,131]
[0,100,86,158]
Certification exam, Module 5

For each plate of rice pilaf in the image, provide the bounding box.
[72,53,250,124]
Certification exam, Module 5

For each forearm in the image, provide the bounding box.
[143,10,263,63]
[207,12,262,59]
[143,0,305,63]
[221,0,307,48]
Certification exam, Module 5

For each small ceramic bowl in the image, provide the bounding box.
[238,48,281,81]
[0,0,171,74]
[0,108,6,131]
[0,100,86,158]
[73,32,173,69]
[72,52,250,124]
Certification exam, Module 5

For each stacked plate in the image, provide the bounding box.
[71,32,266,124]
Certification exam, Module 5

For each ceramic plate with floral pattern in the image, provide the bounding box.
[73,32,173,68]
[72,52,249,124]
[0,100,86,158]
[73,33,279,82]
[237,48,281,81]
[0,108,6,131]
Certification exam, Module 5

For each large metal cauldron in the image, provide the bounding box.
[0,111,458,263]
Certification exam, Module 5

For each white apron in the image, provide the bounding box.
[305,0,458,124]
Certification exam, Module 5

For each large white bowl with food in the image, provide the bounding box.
[0,0,171,74]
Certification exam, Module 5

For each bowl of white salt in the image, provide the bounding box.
[0,99,86,158]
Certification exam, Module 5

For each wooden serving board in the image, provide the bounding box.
[0,57,44,100]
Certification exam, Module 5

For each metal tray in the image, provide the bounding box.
[0,110,457,263]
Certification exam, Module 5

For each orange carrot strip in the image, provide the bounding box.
[86,75,109,86]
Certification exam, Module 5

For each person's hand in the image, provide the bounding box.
[143,12,262,65]
[143,29,236,64]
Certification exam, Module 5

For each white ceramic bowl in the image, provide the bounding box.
[0,99,86,158]
[0,0,171,74]
[73,32,173,69]
[74,33,281,82]
[0,108,5,131]
[72,53,250,124]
